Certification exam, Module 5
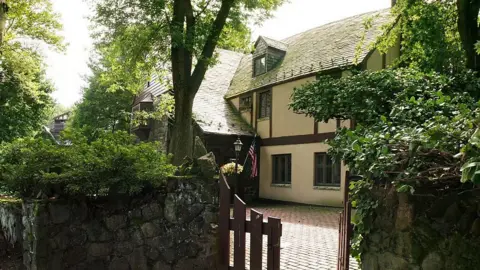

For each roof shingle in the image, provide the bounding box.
[135,49,254,136]
[193,49,253,135]
[225,9,392,98]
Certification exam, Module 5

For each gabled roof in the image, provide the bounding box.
[134,49,254,136]
[255,36,288,52]
[193,49,253,136]
[133,74,169,105]
[225,9,392,98]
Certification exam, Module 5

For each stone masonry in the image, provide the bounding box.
[21,176,219,270]
[361,187,480,270]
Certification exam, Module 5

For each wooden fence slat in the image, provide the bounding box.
[337,171,352,270]
[338,212,344,270]
[267,217,281,270]
[337,213,342,270]
[344,201,352,270]
[250,209,263,270]
[233,195,246,270]
[230,218,283,236]
[219,174,231,270]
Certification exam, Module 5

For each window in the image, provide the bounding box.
[272,154,291,184]
[254,56,266,76]
[258,91,271,119]
[240,95,252,111]
[314,153,341,186]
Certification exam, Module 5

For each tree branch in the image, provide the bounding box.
[190,0,236,95]
[170,0,188,94]
[0,0,8,46]
[184,0,195,79]
[196,0,213,18]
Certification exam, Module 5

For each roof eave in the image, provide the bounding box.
[224,64,356,99]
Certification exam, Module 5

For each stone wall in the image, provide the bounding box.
[22,176,219,270]
[0,200,22,255]
[361,186,480,270]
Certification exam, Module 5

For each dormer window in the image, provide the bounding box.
[254,56,267,77]
[252,36,287,78]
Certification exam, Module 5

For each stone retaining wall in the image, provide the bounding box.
[361,186,480,270]
[0,200,22,256]
[22,176,219,270]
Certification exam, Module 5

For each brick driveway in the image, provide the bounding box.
[230,204,358,270]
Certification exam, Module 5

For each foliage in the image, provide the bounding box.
[0,131,176,198]
[292,67,480,261]
[1,0,64,50]
[90,0,286,164]
[376,0,464,72]
[349,179,377,260]
[0,0,64,142]
[46,103,71,123]
[220,162,243,176]
[0,48,55,142]
[90,0,284,94]
[132,94,175,127]
[69,61,135,139]
[292,68,480,187]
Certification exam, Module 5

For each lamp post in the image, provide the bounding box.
[234,137,243,199]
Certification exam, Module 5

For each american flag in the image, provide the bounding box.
[248,137,257,178]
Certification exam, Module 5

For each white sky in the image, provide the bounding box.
[46,0,391,106]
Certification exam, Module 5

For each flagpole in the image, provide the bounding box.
[243,134,256,167]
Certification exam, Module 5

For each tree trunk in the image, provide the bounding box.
[457,0,480,71]
[168,0,235,164]
[169,88,194,165]
[0,0,7,46]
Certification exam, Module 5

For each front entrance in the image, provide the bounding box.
[218,172,359,270]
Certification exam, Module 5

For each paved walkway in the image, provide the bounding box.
[230,204,358,270]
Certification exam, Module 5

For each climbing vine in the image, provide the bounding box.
[349,179,377,259]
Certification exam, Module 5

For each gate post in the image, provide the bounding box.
[338,170,352,270]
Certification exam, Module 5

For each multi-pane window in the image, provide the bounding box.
[240,95,252,111]
[314,153,341,186]
[272,154,291,184]
[254,56,267,76]
[258,91,271,119]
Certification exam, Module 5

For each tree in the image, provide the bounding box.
[68,61,135,139]
[0,0,64,142]
[0,0,7,44]
[91,0,285,164]
[379,0,480,72]
[457,0,480,70]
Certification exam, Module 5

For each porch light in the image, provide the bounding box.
[234,137,243,153]
[233,137,243,199]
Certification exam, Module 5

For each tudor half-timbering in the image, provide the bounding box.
[224,8,399,206]
[133,8,399,206]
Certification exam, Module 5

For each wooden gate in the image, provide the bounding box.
[218,173,282,270]
[337,171,353,270]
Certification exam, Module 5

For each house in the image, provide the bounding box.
[132,8,399,206]
[49,112,70,139]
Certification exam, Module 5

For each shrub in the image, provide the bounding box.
[290,68,480,188]
[0,131,176,198]
[291,68,480,260]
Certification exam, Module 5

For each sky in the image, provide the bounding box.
[46,0,391,107]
